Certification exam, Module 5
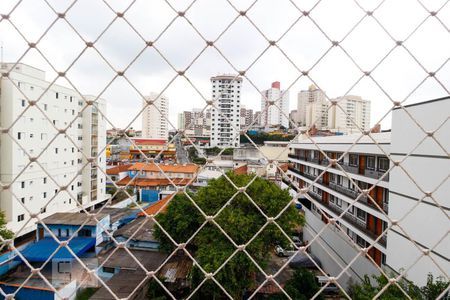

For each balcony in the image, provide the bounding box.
[364,168,390,181]
[307,191,387,247]
[340,163,359,174]
[329,182,359,199]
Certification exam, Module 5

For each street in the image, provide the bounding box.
[174,135,190,164]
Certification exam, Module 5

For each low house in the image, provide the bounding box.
[93,248,168,300]
[117,163,199,201]
[36,212,110,250]
[106,164,132,186]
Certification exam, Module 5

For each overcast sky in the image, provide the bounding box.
[1,0,449,131]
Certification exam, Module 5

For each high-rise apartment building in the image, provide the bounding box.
[0,63,108,236]
[328,95,371,133]
[240,106,254,129]
[210,75,242,148]
[286,97,449,288]
[297,84,328,128]
[261,81,290,129]
[142,92,168,140]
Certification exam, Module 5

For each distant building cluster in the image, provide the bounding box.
[170,79,372,149]
[295,85,371,133]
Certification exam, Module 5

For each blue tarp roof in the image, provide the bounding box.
[15,237,96,262]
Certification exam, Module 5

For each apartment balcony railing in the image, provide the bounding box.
[329,182,359,199]
[289,154,390,182]
[307,192,387,247]
[364,168,390,181]
[340,163,359,174]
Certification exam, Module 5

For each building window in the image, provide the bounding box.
[348,205,354,214]
[349,154,358,166]
[336,198,342,207]
[78,229,92,237]
[58,261,71,273]
[43,177,47,184]
[21,181,25,188]
[43,192,47,199]
[56,92,59,99]
[356,208,366,221]
[366,156,375,170]
[58,229,62,237]
[17,214,25,222]
[356,235,366,247]
[17,132,23,140]
[102,267,115,274]
[55,148,58,154]
[378,157,389,172]
[66,229,70,237]
[21,99,26,107]
[21,197,25,204]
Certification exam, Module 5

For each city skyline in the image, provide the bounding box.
[1,0,448,131]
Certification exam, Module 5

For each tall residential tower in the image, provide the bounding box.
[210,75,242,148]
[142,92,169,140]
[260,81,290,129]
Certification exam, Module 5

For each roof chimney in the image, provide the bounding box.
[271,81,280,89]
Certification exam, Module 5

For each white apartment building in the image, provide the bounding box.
[0,63,108,237]
[287,133,390,288]
[210,75,242,148]
[260,81,290,129]
[286,96,449,288]
[328,95,371,133]
[82,96,107,205]
[297,84,328,128]
[142,92,169,140]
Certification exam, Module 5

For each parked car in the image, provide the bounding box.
[315,276,340,295]
[291,236,302,247]
[275,245,296,257]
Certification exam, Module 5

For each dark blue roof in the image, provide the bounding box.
[16,237,96,262]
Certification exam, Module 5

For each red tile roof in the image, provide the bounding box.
[116,177,192,187]
[233,164,248,175]
[137,193,175,216]
[129,162,199,174]
[106,164,132,175]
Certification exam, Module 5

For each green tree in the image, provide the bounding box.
[267,268,323,300]
[154,173,304,299]
[348,272,449,300]
[147,278,170,300]
[0,210,13,240]
[421,274,449,300]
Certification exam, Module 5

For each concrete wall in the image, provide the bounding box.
[387,98,450,286]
